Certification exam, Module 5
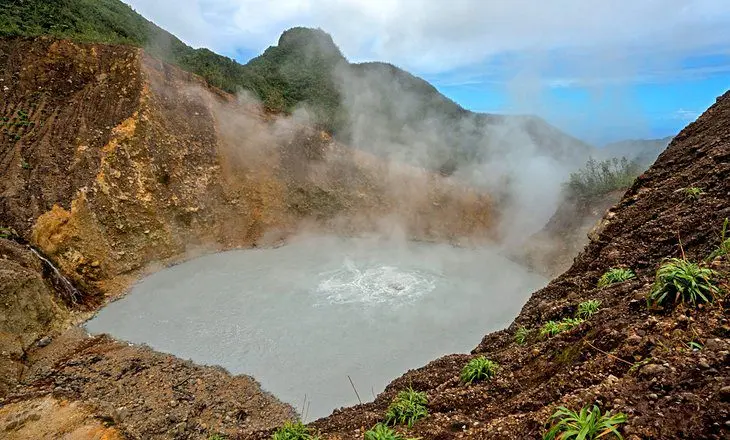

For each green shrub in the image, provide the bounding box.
[648,258,718,307]
[540,318,584,338]
[565,157,642,199]
[271,421,319,440]
[683,186,703,200]
[577,300,601,318]
[364,423,416,440]
[208,435,227,440]
[460,356,498,384]
[597,268,635,288]
[385,387,428,427]
[709,218,730,260]
[515,326,530,345]
[544,405,627,440]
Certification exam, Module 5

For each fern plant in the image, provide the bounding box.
[597,268,635,288]
[544,405,627,440]
[540,318,584,338]
[515,326,530,345]
[683,186,703,200]
[364,423,416,440]
[577,300,601,318]
[385,387,428,427]
[540,321,563,337]
[271,421,319,440]
[648,258,718,307]
[460,356,498,384]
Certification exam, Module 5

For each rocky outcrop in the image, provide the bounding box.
[0,239,69,396]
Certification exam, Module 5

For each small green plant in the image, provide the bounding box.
[364,423,416,440]
[597,268,635,288]
[540,318,584,338]
[271,421,319,440]
[544,405,627,440]
[683,186,703,200]
[385,387,428,427]
[577,300,601,318]
[648,258,718,307]
[686,341,703,351]
[208,434,227,440]
[20,158,31,169]
[0,226,16,239]
[708,218,730,260]
[460,356,498,384]
[540,321,563,337]
[515,326,530,345]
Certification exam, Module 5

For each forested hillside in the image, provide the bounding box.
[2,0,593,171]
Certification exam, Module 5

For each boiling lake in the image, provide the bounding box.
[85,235,545,419]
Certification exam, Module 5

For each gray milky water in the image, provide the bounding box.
[86,235,545,420]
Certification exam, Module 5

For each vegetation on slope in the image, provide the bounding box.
[1,0,592,167]
[565,156,643,199]
[1,0,344,128]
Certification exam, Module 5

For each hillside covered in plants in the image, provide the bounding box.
[1,0,591,171]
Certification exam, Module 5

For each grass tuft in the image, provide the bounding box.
[460,356,498,384]
[540,318,584,338]
[385,387,428,427]
[208,435,227,440]
[364,423,417,440]
[647,258,718,307]
[683,186,703,200]
[544,404,627,440]
[709,218,730,260]
[597,268,635,288]
[271,421,319,440]
[0,226,14,239]
[515,326,530,345]
[577,300,601,318]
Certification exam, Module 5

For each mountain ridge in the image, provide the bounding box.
[1,0,593,172]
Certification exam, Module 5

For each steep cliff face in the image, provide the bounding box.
[1,37,495,301]
[285,93,730,439]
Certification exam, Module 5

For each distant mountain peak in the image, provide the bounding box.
[277,27,345,60]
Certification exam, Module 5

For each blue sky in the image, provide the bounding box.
[126,0,730,145]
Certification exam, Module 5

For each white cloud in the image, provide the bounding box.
[124,0,730,74]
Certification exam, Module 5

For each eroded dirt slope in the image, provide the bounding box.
[269,93,730,439]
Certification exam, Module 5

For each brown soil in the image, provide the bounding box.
[5,327,295,438]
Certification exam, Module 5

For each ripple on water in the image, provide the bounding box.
[315,258,437,305]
